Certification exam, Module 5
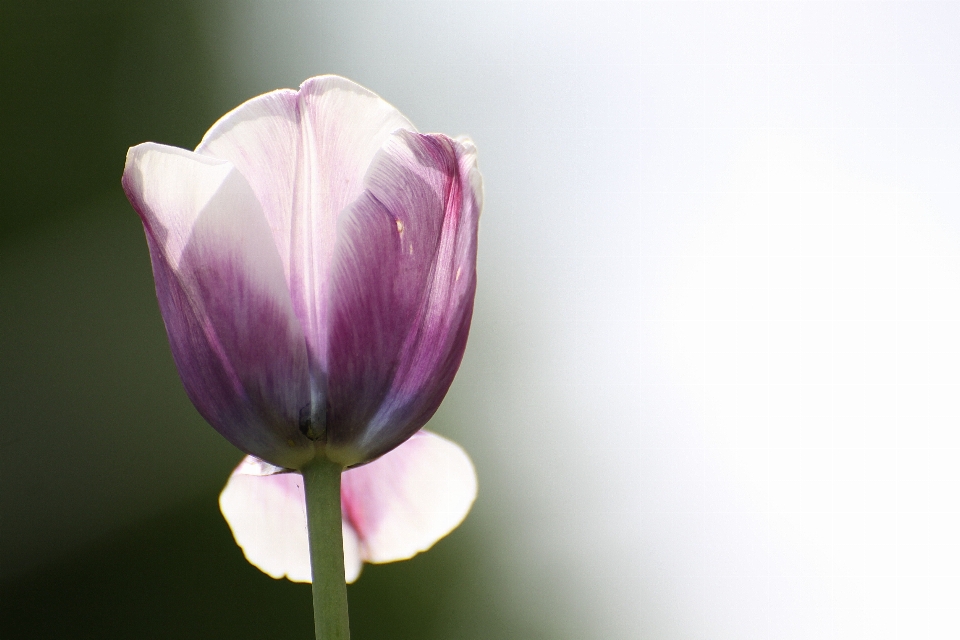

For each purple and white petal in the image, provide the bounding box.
[377,136,482,440]
[122,143,312,469]
[195,89,301,282]
[219,457,364,583]
[324,131,481,461]
[341,430,477,563]
[287,76,415,371]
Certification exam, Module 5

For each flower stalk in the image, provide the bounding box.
[302,457,350,640]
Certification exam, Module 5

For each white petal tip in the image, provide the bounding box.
[219,457,361,585]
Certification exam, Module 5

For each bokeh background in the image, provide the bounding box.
[3,1,960,638]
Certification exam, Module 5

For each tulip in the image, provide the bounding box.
[122,75,481,470]
[122,76,482,639]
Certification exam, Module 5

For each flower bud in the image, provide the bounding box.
[122,76,481,469]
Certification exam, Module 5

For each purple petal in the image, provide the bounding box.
[219,458,363,583]
[122,143,313,469]
[324,131,482,460]
[341,430,477,563]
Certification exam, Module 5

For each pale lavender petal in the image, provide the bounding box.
[324,132,482,460]
[219,458,364,583]
[341,430,477,563]
[195,89,300,282]
[122,143,313,469]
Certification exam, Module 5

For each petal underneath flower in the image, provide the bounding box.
[219,467,363,583]
[122,143,313,468]
[325,132,482,460]
[218,430,476,582]
[342,430,478,563]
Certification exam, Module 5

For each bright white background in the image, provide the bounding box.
[219,2,960,638]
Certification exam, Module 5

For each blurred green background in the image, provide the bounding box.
[0,2,550,638]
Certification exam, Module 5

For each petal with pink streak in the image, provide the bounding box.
[324,131,482,461]
[122,143,312,469]
[341,430,478,564]
[219,458,364,584]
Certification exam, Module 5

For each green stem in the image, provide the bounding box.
[301,456,350,640]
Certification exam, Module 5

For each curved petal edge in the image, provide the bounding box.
[342,430,478,564]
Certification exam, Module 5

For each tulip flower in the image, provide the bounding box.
[122,76,482,639]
